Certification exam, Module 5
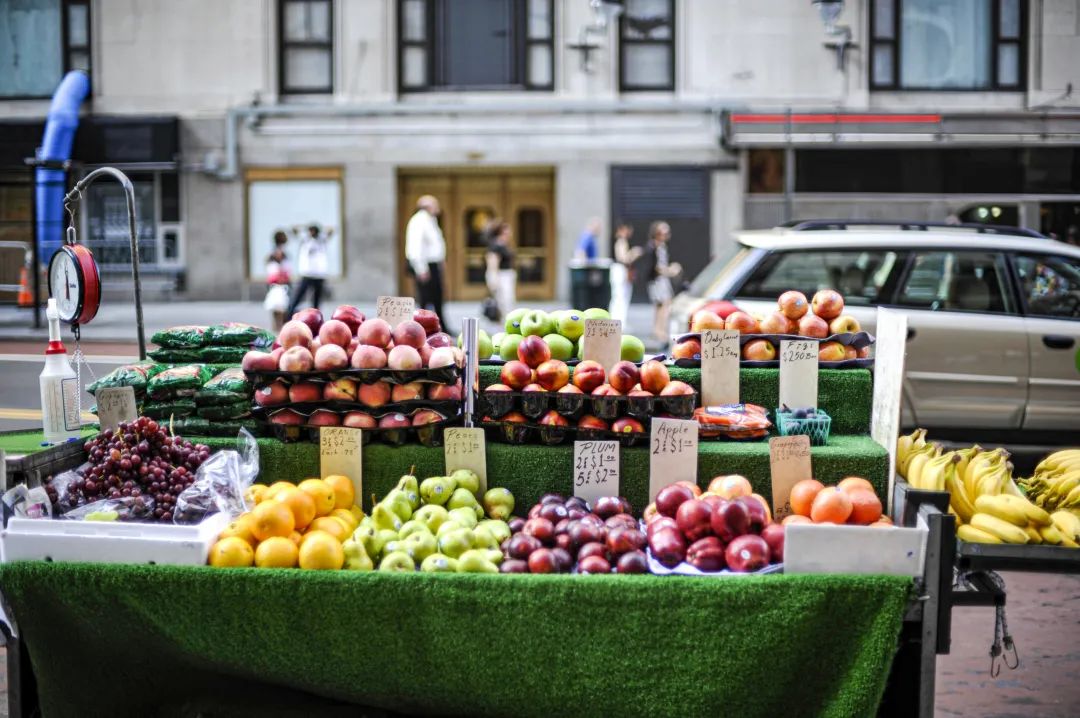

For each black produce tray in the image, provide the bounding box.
[251,399,461,418]
[671,331,875,369]
[479,418,648,448]
[479,355,667,367]
[260,416,462,447]
[243,365,460,386]
[477,389,695,421]
[956,540,1080,574]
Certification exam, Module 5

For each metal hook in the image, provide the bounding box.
[1003,635,1020,670]
[989,643,1002,678]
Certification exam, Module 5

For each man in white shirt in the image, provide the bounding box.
[405,195,449,331]
[287,223,333,316]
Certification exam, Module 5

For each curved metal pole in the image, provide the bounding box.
[63,167,146,360]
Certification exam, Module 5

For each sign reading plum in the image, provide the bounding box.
[574,440,620,506]
[320,427,363,501]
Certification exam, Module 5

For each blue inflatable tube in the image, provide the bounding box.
[36,70,90,262]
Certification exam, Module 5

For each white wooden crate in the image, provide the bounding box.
[784,522,928,577]
[1,512,229,566]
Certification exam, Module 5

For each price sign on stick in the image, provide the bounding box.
[444,428,488,494]
[649,417,698,501]
[574,441,620,506]
[582,319,622,372]
[376,295,415,328]
[769,435,813,521]
[95,386,137,432]
[320,427,363,502]
[701,329,741,406]
[779,339,819,410]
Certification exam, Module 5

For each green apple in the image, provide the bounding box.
[556,311,586,342]
[621,334,645,362]
[383,489,413,522]
[482,487,515,521]
[471,525,500,550]
[576,340,584,361]
[437,527,474,559]
[491,332,505,354]
[342,539,374,571]
[378,551,415,572]
[479,519,512,544]
[583,307,611,320]
[372,503,402,532]
[548,309,565,326]
[420,553,458,573]
[448,506,479,530]
[456,549,499,573]
[477,330,493,360]
[398,520,432,540]
[520,310,554,338]
[395,474,420,510]
[436,520,464,538]
[543,334,574,361]
[403,530,437,561]
[419,476,455,506]
[414,504,449,534]
[505,308,528,335]
[450,469,480,494]
[499,334,524,361]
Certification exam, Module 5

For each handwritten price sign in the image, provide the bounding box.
[444,428,488,493]
[377,295,416,328]
[779,339,819,410]
[573,441,619,506]
[320,427,363,501]
[95,386,137,432]
[701,329,740,406]
[582,319,622,371]
[649,417,698,501]
[769,434,812,521]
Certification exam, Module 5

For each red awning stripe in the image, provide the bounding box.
[730,113,942,124]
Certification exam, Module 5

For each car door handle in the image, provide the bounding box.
[1042,335,1075,349]
[907,328,916,340]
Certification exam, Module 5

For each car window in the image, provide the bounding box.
[897,251,1013,314]
[687,244,750,297]
[1014,253,1080,320]
[737,250,899,305]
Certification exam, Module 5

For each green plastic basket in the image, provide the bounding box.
[775,409,832,446]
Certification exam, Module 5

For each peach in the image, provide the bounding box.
[818,341,846,362]
[391,381,424,402]
[517,335,551,369]
[357,318,392,348]
[612,417,644,433]
[608,360,641,394]
[672,339,701,360]
[419,343,433,366]
[412,409,445,426]
[392,320,427,350]
[269,409,304,425]
[572,360,607,393]
[724,311,759,334]
[323,378,358,401]
[709,474,753,500]
[428,346,457,369]
[427,332,453,348]
[577,415,609,431]
[288,381,322,403]
[342,411,376,429]
[357,381,392,408]
[388,345,423,371]
[254,380,289,407]
[777,291,809,320]
[811,289,844,320]
[798,314,829,339]
[278,346,314,372]
[522,383,546,393]
[318,319,353,349]
[659,380,694,396]
[500,360,533,391]
[557,384,583,395]
[378,413,411,429]
[351,344,388,369]
[314,344,349,371]
[536,359,570,391]
[428,381,463,401]
[278,320,313,350]
[639,360,670,394]
[591,384,621,397]
[242,350,278,372]
[307,409,341,427]
[538,410,569,427]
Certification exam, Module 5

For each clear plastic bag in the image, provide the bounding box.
[173,429,259,524]
[60,495,156,522]
[47,463,91,515]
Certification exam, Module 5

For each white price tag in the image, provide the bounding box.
[769,435,813,521]
[779,339,819,409]
[376,295,416,328]
[648,418,698,501]
[95,386,137,433]
[444,428,488,494]
[701,329,740,406]
[573,441,620,506]
[582,319,622,371]
[320,427,363,502]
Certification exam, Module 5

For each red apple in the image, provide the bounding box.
[242,350,278,372]
[427,346,456,369]
[798,314,829,339]
[741,497,768,534]
[819,341,846,362]
[426,331,453,348]
[577,415,609,431]
[427,381,463,401]
[323,378,357,401]
[643,502,660,524]
[314,344,349,371]
[608,361,641,394]
[711,499,751,542]
[656,484,695,518]
[572,360,607,393]
[646,516,678,539]
[307,409,341,427]
[724,311,760,334]
[536,359,570,391]
[606,527,647,555]
[254,380,288,407]
[606,513,638,532]
[672,339,701,360]
[269,409,304,425]
[639,360,670,394]
[686,536,727,572]
[611,416,644,434]
[351,345,388,369]
[391,381,424,402]
[676,499,713,542]
[419,344,433,366]
[412,308,442,335]
[278,320,313,350]
[659,380,694,396]
[377,413,411,429]
[675,480,702,498]
[759,311,794,335]
[318,320,352,350]
[857,345,871,359]
[387,345,423,370]
[761,523,785,563]
[539,410,569,427]
[592,384,621,397]
[500,360,533,391]
[342,411,376,429]
[777,291,809,320]
[290,308,323,336]
[649,527,688,568]
[288,381,322,403]
[331,305,365,334]
[690,310,726,333]
[844,345,858,360]
[357,318,392,348]
[725,534,770,572]
[616,550,650,574]
[412,409,444,426]
[741,339,776,361]
[357,381,392,408]
[811,289,845,320]
[392,320,427,350]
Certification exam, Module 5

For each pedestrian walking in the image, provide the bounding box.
[609,222,642,325]
[644,221,682,345]
[485,219,516,321]
[263,230,291,331]
[405,195,450,331]
[574,218,602,261]
[286,223,332,316]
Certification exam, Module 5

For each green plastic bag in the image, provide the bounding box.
[151,325,208,349]
[148,348,202,363]
[198,346,249,363]
[142,399,197,419]
[204,322,274,347]
[86,363,154,398]
[171,416,211,435]
[196,399,252,421]
[146,364,212,400]
[195,368,253,405]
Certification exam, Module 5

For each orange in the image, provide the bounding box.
[208,536,255,567]
[219,513,257,547]
[789,479,825,518]
[250,500,296,541]
[330,508,359,531]
[847,489,883,525]
[307,516,350,542]
[324,475,356,510]
[288,530,304,546]
[298,530,345,570]
[837,477,875,494]
[868,520,893,528]
[810,487,853,524]
[782,514,812,525]
[298,479,337,517]
[254,536,299,568]
[274,487,317,530]
[245,484,268,505]
[263,481,297,502]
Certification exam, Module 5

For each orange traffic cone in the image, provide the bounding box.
[17,264,33,307]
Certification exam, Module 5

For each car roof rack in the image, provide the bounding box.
[779,219,1047,239]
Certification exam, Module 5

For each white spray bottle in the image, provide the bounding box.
[40,298,80,444]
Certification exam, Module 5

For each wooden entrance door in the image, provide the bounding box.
[398,169,555,301]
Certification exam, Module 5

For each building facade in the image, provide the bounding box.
[2,0,1080,301]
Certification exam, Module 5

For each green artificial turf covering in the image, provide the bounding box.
[196,434,888,513]
[0,562,910,718]
[0,428,97,456]
[479,366,873,435]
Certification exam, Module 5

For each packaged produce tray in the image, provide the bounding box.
[243,365,460,386]
[671,331,875,369]
[0,512,229,566]
[955,540,1080,574]
[477,388,695,421]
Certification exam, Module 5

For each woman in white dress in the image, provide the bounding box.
[645,221,682,346]
[608,222,642,325]
[485,220,516,321]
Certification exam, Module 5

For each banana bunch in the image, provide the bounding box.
[908,450,960,492]
[1018,449,1080,512]
[895,428,929,477]
[958,495,1080,547]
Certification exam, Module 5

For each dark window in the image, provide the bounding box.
[747,149,785,194]
[871,0,1025,91]
[619,0,674,92]
[1014,254,1080,320]
[398,0,554,92]
[279,0,333,94]
[897,251,1013,314]
[0,0,91,98]
[739,250,902,306]
[517,208,544,248]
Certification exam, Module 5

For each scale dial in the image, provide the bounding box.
[48,244,101,325]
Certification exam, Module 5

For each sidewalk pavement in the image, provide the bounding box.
[0,300,659,347]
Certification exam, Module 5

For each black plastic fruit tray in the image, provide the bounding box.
[671,331,875,369]
[257,411,461,447]
[477,389,696,422]
[479,354,667,367]
[243,365,460,387]
[479,418,648,448]
[251,399,461,418]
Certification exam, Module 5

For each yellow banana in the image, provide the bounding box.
[1062,485,1080,508]
[965,449,1009,497]
[1050,510,1080,541]
[1023,525,1043,543]
[1002,477,1025,498]
[953,445,981,484]
[906,449,933,488]
[1003,494,1051,526]
[896,432,915,471]
[1062,536,1080,548]
[970,513,1030,544]
[974,495,1028,527]
[957,524,1003,544]
[946,471,977,524]
[1038,524,1063,545]
[922,453,958,493]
